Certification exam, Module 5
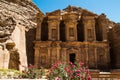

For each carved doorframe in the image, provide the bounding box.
[66,48,79,63]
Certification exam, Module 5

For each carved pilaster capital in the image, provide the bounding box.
[47,20,60,26]
[64,20,78,27]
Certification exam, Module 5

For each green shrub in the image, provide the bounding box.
[20,64,46,79]
[0,69,20,79]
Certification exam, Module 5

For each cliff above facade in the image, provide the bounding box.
[0,0,44,41]
[0,0,43,30]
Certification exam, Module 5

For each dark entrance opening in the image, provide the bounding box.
[69,53,76,64]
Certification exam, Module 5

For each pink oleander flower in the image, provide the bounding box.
[80,61,84,67]
[28,64,35,69]
[76,70,81,73]
[88,74,92,80]
[84,69,89,74]
[55,77,61,80]
[76,73,81,77]
[69,62,75,68]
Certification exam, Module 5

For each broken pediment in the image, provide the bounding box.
[81,9,97,16]
[63,5,82,13]
[63,5,97,16]
[44,5,98,21]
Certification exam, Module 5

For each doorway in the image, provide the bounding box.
[69,53,76,64]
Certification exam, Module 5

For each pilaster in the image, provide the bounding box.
[36,13,44,40]
[85,44,89,66]
[34,47,40,68]
[97,14,108,41]
[102,20,108,41]
[105,45,110,68]
[61,48,67,61]
[48,47,51,67]
[56,47,61,61]
[95,48,98,68]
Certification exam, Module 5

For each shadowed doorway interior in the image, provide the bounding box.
[69,53,76,64]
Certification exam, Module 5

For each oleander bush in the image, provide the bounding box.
[48,61,91,80]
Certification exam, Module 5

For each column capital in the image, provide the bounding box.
[47,20,60,27]
[64,20,78,25]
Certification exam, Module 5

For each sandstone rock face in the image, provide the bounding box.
[0,0,41,70]
[0,0,40,29]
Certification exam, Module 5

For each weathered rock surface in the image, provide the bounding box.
[0,0,41,30]
[0,0,42,70]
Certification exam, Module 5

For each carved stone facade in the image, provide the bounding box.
[34,6,110,71]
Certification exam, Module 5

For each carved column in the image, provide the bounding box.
[83,20,87,42]
[102,20,108,41]
[56,46,61,61]
[79,47,82,61]
[36,13,43,40]
[61,48,67,61]
[93,19,96,41]
[34,47,40,68]
[85,45,89,66]
[80,46,84,63]
[48,48,51,67]
[105,45,110,69]
[97,14,108,41]
[57,23,60,41]
[95,48,98,68]
[64,21,69,41]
